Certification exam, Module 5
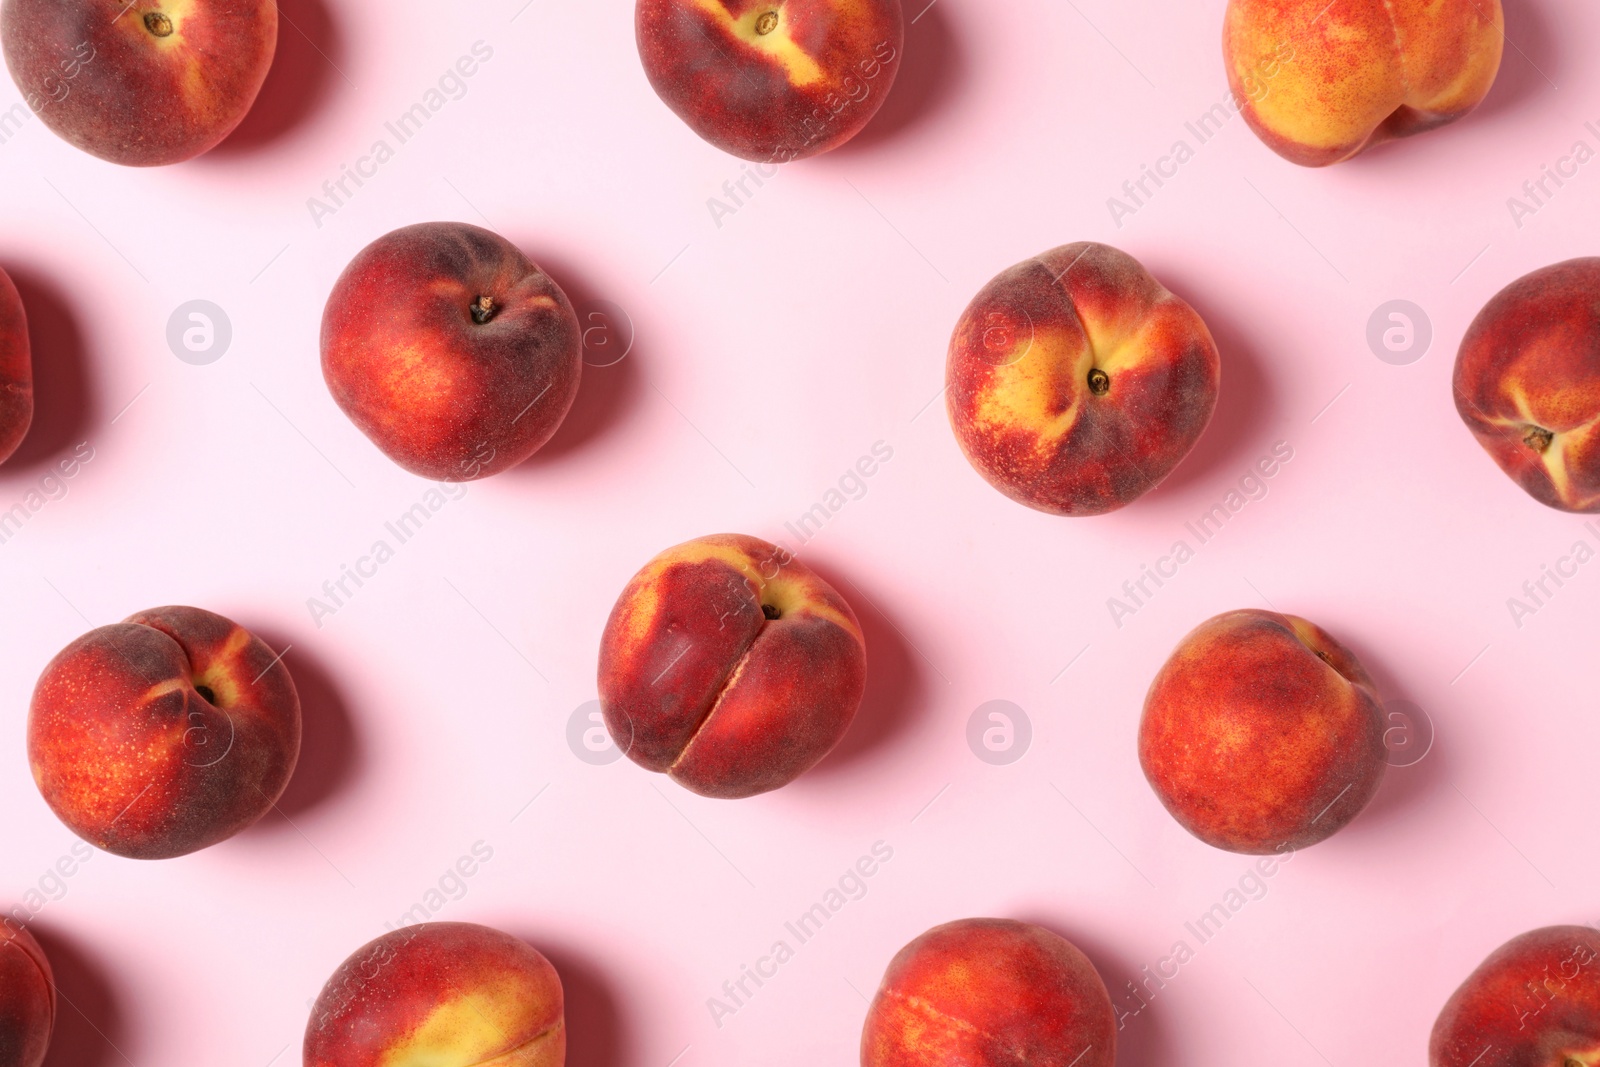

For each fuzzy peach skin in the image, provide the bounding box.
[1138,609,1387,854]
[0,0,277,166]
[598,533,866,798]
[322,222,583,482]
[946,242,1220,516]
[304,922,564,1067]
[1223,0,1503,167]
[0,267,31,465]
[861,918,1116,1067]
[0,925,54,1067]
[636,0,903,161]
[1430,925,1600,1067]
[1454,258,1600,513]
[28,606,301,860]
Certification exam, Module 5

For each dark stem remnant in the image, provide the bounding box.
[755,11,780,35]
[1524,425,1555,453]
[762,604,782,621]
[194,684,217,704]
[1087,368,1111,396]
[471,296,498,325]
[144,11,174,37]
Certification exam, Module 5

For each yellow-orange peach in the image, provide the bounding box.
[598,533,866,798]
[1223,0,1503,166]
[304,922,564,1067]
[946,242,1220,516]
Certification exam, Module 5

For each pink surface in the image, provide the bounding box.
[0,0,1591,1064]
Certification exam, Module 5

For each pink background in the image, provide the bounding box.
[0,0,1594,1063]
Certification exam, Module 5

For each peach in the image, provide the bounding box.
[1454,258,1600,513]
[1223,0,1503,167]
[0,925,53,1067]
[861,918,1115,1067]
[304,922,564,1067]
[597,533,866,798]
[322,222,583,481]
[1138,609,1387,854]
[0,267,31,465]
[636,0,903,162]
[1430,925,1600,1066]
[28,606,301,859]
[1,0,277,166]
[945,242,1220,516]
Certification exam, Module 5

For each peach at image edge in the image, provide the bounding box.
[636,0,904,162]
[945,241,1221,517]
[1138,608,1388,854]
[303,921,564,1067]
[321,221,584,482]
[598,533,867,799]
[0,924,54,1067]
[1223,0,1503,166]
[28,605,302,860]
[1454,257,1600,513]
[0,0,278,166]
[0,266,31,466]
[861,917,1116,1067]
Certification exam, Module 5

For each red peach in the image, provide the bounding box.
[1454,258,1600,512]
[1430,925,1600,1066]
[597,533,866,798]
[0,266,31,465]
[28,605,301,859]
[636,0,903,161]
[322,222,583,481]
[304,922,564,1067]
[1138,609,1387,854]
[0,925,54,1067]
[861,918,1116,1067]
[946,242,1221,516]
[1224,0,1503,166]
[0,0,278,166]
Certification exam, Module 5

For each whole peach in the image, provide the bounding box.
[1223,0,1503,166]
[304,922,564,1067]
[322,222,583,481]
[1430,925,1600,1066]
[1,0,277,166]
[0,925,54,1067]
[1454,258,1600,513]
[598,533,866,798]
[637,0,903,161]
[861,918,1115,1067]
[1138,609,1387,854]
[28,606,301,859]
[946,242,1220,516]
[0,267,31,465]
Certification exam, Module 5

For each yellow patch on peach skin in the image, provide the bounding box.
[685,0,826,86]
[967,326,1090,454]
[376,986,559,1067]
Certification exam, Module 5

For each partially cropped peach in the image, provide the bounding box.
[0,925,54,1067]
[1431,925,1600,1066]
[1223,0,1503,166]
[598,533,866,798]
[946,242,1220,516]
[1,0,277,166]
[28,606,301,859]
[322,222,583,481]
[1138,609,1387,854]
[1454,258,1600,513]
[861,918,1116,1067]
[304,922,564,1067]
[0,266,31,465]
[636,0,903,161]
